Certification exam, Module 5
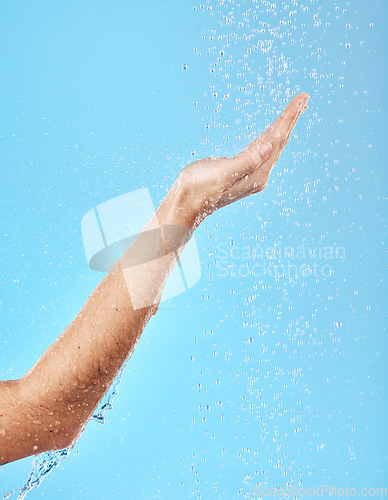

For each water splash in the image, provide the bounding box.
[91,358,129,425]
[2,448,73,500]
[2,359,129,499]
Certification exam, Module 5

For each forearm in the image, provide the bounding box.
[12,180,198,456]
[1,93,308,464]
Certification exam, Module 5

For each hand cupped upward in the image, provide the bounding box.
[175,93,309,225]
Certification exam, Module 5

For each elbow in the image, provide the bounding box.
[49,421,82,452]
[32,406,85,453]
[1,379,83,463]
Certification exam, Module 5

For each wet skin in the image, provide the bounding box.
[0,93,309,465]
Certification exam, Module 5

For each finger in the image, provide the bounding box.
[232,93,309,172]
[256,92,309,181]
[231,137,273,174]
[252,92,309,177]
[262,92,309,147]
[226,93,309,197]
[214,139,273,192]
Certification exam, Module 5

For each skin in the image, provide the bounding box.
[0,92,309,465]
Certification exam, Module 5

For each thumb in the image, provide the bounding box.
[232,139,273,174]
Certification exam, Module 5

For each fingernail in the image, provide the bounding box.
[259,142,272,159]
[299,94,310,111]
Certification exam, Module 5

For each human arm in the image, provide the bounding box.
[0,93,309,465]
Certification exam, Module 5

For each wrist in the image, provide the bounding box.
[158,178,203,230]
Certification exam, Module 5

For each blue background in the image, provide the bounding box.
[0,0,386,498]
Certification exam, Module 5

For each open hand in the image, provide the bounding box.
[175,93,309,226]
